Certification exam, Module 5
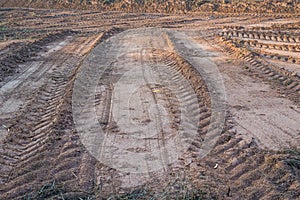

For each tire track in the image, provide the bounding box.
[195,28,300,199]
[0,33,104,199]
[0,9,299,198]
[150,50,212,153]
[210,129,300,199]
[219,36,300,104]
[72,28,217,197]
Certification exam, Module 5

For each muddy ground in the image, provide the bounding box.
[0,7,299,200]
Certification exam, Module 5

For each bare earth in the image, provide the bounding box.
[0,8,299,200]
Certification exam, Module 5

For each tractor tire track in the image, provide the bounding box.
[0,33,104,199]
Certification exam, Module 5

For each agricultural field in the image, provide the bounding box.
[0,1,299,199]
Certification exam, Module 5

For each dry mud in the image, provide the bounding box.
[0,7,299,200]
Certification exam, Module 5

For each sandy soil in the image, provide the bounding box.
[0,7,299,200]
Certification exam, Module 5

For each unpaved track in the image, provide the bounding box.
[0,35,74,118]
[188,35,300,151]
[0,32,104,199]
[0,8,299,199]
[72,28,225,194]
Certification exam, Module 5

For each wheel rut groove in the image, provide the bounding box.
[0,33,104,199]
[0,10,299,198]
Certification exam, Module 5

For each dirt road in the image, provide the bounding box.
[0,8,299,199]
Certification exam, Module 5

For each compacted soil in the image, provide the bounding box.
[0,7,299,199]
